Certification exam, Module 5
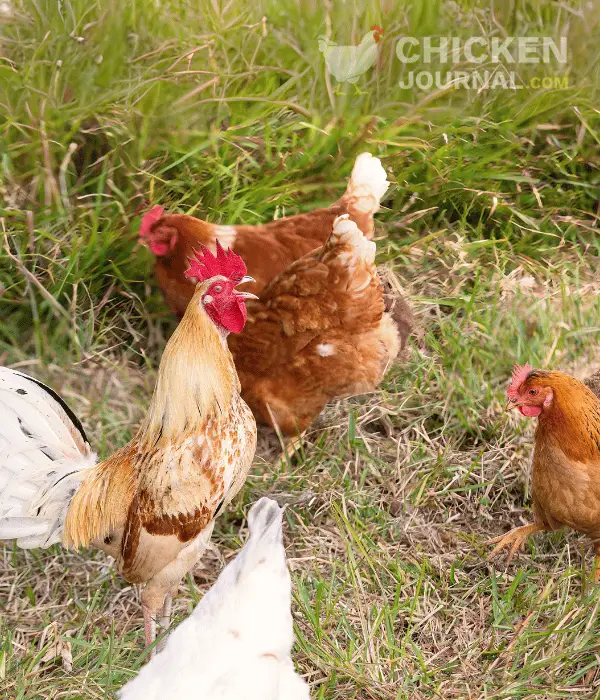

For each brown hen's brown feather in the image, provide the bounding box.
[228,215,405,434]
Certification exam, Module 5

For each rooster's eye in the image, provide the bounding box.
[213,285,223,293]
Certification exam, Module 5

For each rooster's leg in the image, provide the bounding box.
[156,593,173,652]
[487,522,547,564]
[142,604,157,655]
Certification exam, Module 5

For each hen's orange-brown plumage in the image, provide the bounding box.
[490,368,600,579]
[228,215,405,434]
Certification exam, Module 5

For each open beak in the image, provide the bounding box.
[235,275,258,299]
[505,400,519,411]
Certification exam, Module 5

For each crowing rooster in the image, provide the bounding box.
[318,26,383,90]
[229,215,402,435]
[489,363,600,581]
[0,245,257,652]
[139,152,389,317]
[119,498,309,700]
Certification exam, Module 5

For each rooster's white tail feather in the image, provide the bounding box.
[0,368,95,548]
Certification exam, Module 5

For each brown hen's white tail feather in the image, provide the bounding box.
[330,214,376,264]
[343,152,389,214]
[0,368,95,548]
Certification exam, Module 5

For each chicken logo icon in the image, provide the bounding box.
[319,25,383,93]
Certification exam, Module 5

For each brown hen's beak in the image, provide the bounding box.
[505,400,519,411]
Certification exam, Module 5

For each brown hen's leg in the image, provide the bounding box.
[593,542,600,583]
[281,431,307,463]
[487,522,547,564]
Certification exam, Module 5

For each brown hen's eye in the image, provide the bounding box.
[529,389,538,396]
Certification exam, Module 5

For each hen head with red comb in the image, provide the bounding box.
[138,206,180,256]
[184,242,255,334]
[507,363,554,418]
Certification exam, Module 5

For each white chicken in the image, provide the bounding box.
[119,497,309,700]
[318,26,384,89]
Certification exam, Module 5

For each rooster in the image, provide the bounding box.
[119,497,309,700]
[229,214,402,435]
[318,26,383,91]
[0,244,257,652]
[489,363,600,581]
[139,152,389,317]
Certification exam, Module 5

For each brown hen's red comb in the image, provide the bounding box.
[185,240,247,283]
[139,205,164,239]
[507,362,533,401]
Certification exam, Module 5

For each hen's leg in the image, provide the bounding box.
[592,542,600,583]
[487,522,547,564]
[281,430,307,463]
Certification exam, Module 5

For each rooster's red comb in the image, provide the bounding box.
[185,240,247,283]
[507,362,533,401]
[139,205,164,239]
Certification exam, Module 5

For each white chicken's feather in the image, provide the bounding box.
[119,497,309,700]
[0,368,96,548]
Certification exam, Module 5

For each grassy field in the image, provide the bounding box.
[1,0,600,697]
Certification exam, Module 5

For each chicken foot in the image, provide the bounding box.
[487,522,547,564]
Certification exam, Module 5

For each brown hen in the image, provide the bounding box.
[489,363,600,581]
[228,214,404,435]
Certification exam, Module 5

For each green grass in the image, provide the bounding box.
[1,0,600,697]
